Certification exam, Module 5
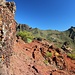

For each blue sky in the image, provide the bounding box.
[7,0,75,31]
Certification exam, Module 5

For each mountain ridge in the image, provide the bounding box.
[17,24,75,49]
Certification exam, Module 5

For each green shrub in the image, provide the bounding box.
[67,53,75,60]
[46,51,52,57]
[44,60,49,65]
[27,38,32,43]
[17,31,34,43]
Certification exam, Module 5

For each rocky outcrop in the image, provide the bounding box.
[17,24,32,31]
[65,26,75,42]
[68,27,75,41]
[61,42,72,53]
[0,0,16,75]
[0,0,6,6]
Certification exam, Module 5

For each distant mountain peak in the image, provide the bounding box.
[68,26,75,31]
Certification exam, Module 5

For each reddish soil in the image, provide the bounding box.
[9,38,75,75]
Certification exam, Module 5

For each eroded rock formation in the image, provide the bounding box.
[0,0,16,75]
[0,0,6,6]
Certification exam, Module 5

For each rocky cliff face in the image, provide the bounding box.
[0,0,6,6]
[17,24,32,31]
[68,26,75,41]
[0,0,16,75]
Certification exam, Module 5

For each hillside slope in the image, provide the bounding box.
[9,37,75,75]
[17,24,75,49]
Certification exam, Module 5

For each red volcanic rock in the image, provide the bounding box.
[9,39,75,75]
[0,0,16,75]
